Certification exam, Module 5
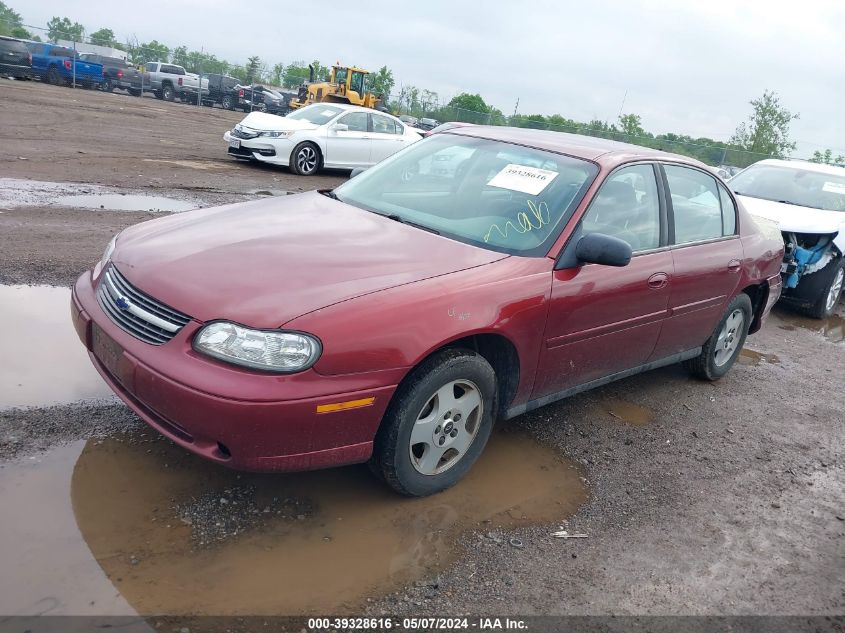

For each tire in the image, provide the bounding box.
[684,293,753,381]
[801,257,844,319]
[161,83,174,101]
[153,90,163,100]
[128,88,142,97]
[370,349,497,497]
[221,95,234,110]
[46,66,60,86]
[103,79,113,92]
[289,142,321,176]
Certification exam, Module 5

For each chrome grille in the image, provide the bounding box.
[231,127,258,139]
[97,265,191,345]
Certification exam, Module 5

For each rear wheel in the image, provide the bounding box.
[46,66,60,85]
[221,94,234,110]
[290,142,321,176]
[103,78,113,92]
[370,349,497,497]
[684,293,752,381]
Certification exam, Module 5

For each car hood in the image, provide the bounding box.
[737,195,845,235]
[112,192,508,328]
[238,111,318,132]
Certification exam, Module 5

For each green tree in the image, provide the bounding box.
[271,62,284,86]
[618,113,645,139]
[171,45,188,68]
[137,40,170,63]
[368,65,394,98]
[730,90,799,159]
[245,55,262,83]
[46,16,85,42]
[281,60,327,88]
[809,149,845,166]
[89,27,115,46]
[0,1,23,37]
[448,92,489,113]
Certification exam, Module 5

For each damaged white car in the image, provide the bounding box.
[731,159,845,318]
[223,103,420,175]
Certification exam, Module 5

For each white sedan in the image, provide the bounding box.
[223,103,421,175]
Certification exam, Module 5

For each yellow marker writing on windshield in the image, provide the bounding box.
[484,200,551,243]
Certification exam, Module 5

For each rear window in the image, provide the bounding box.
[0,38,30,54]
[49,47,75,57]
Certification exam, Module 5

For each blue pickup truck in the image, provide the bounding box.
[24,42,103,87]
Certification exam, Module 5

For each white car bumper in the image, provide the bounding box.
[223,130,295,166]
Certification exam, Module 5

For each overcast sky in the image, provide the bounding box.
[20,0,845,157]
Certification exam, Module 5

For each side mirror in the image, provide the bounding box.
[574,233,632,267]
[349,167,367,178]
[332,123,348,133]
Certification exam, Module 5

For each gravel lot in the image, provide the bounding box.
[0,80,842,622]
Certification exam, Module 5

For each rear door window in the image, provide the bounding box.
[371,113,399,134]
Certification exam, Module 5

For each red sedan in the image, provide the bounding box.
[72,127,784,496]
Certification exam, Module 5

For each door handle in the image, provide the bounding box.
[648,272,669,289]
[728,259,741,273]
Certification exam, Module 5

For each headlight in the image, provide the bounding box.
[257,130,293,138]
[100,235,117,269]
[193,321,321,373]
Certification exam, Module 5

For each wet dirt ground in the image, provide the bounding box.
[0,80,843,621]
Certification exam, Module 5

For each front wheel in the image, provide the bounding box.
[684,293,753,381]
[804,257,844,319]
[370,349,497,496]
[289,142,321,176]
[128,88,142,97]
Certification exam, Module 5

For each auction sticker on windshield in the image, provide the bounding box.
[822,181,845,195]
[487,164,558,195]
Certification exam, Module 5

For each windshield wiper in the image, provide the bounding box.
[377,211,440,235]
[320,189,339,200]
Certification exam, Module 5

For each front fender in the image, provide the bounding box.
[284,256,554,407]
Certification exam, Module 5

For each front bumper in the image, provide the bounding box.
[223,130,293,165]
[71,269,398,472]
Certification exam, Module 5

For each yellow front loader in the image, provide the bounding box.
[288,64,388,111]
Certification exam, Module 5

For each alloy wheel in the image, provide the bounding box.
[296,146,318,174]
[714,309,744,367]
[826,267,844,312]
[409,379,483,476]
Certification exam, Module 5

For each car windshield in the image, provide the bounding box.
[731,164,845,212]
[286,104,343,125]
[333,134,599,256]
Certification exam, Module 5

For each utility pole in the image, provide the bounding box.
[72,39,77,88]
[512,98,519,119]
[617,89,628,119]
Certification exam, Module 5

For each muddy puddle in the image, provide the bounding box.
[738,348,781,366]
[597,399,654,425]
[776,309,845,344]
[0,178,200,212]
[53,193,196,212]
[0,429,586,615]
[0,285,112,408]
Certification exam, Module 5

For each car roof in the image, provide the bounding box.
[448,125,707,168]
[750,158,845,177]
[303,103,400,119]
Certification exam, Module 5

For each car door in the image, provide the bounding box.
[324,111,371,168]
[368,113,408,164]
[649,163,744,358]
[533,163,673,399]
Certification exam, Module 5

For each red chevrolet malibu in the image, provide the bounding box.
[72,128,784,496]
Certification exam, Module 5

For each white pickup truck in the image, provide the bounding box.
[142,61,209,102]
